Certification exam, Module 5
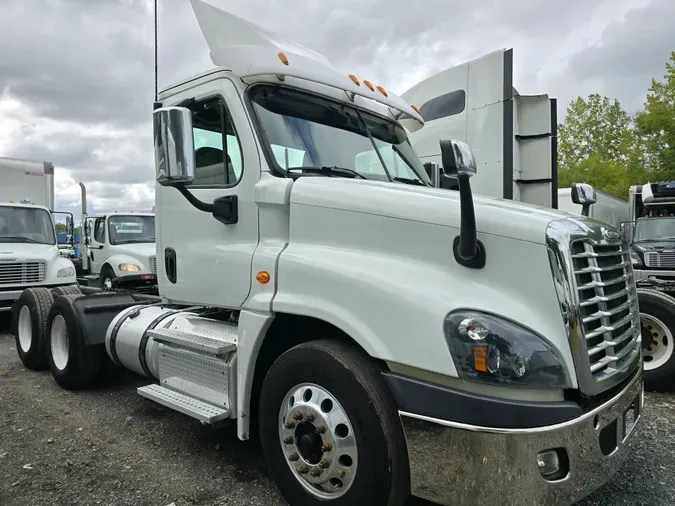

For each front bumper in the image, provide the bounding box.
[633,268,675,281]
[0,283,76,311]
[400,371,644,506]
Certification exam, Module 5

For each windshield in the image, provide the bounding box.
[108,215,155,245]
[248,85,430,184]
[0,206,56,245]
[634,218,675,242]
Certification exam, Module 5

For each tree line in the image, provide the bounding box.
[558,52,675,199]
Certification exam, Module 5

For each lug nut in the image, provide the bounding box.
[310,467,322,477]
[298,464,309,474]
[321,442,332,452]
[285,422,296,429]
[305,412,315,422]
[284,436,294,445]
[293,411,304,421]
[289,452,299,462]
[315,424,326,434]
[320,458,330,469]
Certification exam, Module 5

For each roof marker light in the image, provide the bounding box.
[376,85,388,97]
[363,80,375,91]
[348,74,360,86]
[411,104,422,117]
[278,52,289,65]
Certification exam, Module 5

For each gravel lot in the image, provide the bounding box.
[1,313,674,506]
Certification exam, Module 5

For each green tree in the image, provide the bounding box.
[54,223,67,233]
[634,51,675,179]
[558,94,643,198]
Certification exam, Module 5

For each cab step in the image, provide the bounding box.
[137,384,229,423]
[148,327,237,355]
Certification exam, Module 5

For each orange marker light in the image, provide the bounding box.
[411,104,422,116]
[256,271,271,284]
[376,85,388,97]
[473,345,488,373]
[278,52,289,65]
[348,74,360,86]
[363,80,375,91]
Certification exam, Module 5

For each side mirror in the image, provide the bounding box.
[571,183,597,217]
[423,162,441,188]
[153,106,196,187]
[441,140,478,177]
[439,139,485,269]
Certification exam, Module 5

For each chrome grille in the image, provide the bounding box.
[644,251,675,268]
[0,262,46,285]
[571,240,640,382]
[149,256,157,274]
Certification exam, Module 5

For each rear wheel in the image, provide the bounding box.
[637,289,675,391]
[258,339,409,506]
[13,288,54,370]
[51,285,82,298]
[46,294,102,390]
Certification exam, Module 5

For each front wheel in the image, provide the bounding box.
[258,340,409,506]
[637,289,675,392]
[99,266,115,291]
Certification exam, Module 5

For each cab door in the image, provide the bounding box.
[156,75,260,308]
[89,217,106,275]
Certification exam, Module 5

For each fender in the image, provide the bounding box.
[105,253,154,278]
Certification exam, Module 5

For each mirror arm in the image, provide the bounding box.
[453,174,486,269]
[581,203,591,217]
[175,184,215,213]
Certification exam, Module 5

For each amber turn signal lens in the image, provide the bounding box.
[256,271,271,284]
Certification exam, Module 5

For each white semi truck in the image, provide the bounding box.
[75,183,157,291]
[12,2,643,506]
[0,156,78,315]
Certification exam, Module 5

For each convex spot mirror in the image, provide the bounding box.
[154,106,196,187]
[571,183,597,206]
[440,140,478,178]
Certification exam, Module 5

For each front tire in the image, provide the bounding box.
[46,294,102,390]
[12,288,54,370]
[99,265,115,290]
[258,339,409,506]
[638,288,675,392]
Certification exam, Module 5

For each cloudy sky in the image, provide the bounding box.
[0,0,673,220]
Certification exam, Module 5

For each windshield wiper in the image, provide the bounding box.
[393,176,429,187]
[286,166,367,179]
[0,235,43,244]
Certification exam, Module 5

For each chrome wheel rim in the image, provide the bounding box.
[279,383,358,499]
[103,277,112,290]
[642,313,673,371]
[50,315,69,370]
[18,305,32,353]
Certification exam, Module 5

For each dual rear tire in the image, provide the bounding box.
[13,286,105,389]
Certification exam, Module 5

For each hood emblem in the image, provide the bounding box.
[602,229,621,242]
[0,257,18,262]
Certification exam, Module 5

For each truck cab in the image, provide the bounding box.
[0,201,77,311]
[10,2,644,506]
[80,211,157,289]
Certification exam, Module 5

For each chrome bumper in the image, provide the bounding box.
[634,269,675,281]
[401,371,644,506]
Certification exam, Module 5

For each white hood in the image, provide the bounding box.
[289,178,574,244]
[112,243,156,259]
[0,243,58,262]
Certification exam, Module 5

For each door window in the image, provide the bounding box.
[191,97,244,186]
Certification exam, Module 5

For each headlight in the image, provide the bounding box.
[119,263,141,272]
[444,310,570,388]
[630,250,642,267]
[57,266,75,278]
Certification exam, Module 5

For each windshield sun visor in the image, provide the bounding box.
[189,0,424,132]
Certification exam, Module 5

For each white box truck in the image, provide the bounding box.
[0,156,78,312]
[11,2,643,506]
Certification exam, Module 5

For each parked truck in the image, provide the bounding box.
[11,2,643,506]
[70,183,157,291]
[558,187,629,230]
[0,156,78,315]
[619,181,675,390]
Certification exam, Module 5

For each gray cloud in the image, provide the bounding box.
[0,0,672,213]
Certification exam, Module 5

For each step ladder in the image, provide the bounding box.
[136,316,238,424]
